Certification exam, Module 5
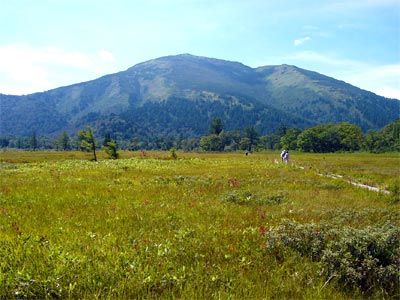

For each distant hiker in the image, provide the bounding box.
[280,149,287,162]
[283,151,290,164]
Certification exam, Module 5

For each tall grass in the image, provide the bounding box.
[0,151,398,299]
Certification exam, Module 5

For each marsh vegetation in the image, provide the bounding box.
[0,151,398,299]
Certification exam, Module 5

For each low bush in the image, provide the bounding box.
[222,191,288,206]
[388,182,400,202]
[263,220,400,297]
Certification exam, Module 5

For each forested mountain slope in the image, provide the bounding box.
[1,54,399,138]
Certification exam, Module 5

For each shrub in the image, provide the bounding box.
[320,224,400,296]
[388,183,400,203]
[263,221,327,261]
[169,147,178,160]
[263,221,400,296]
[222,191,288,206]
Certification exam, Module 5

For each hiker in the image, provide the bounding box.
[280,149,287,162]
[283,151,290,163]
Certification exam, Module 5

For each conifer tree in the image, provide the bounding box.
[60,131,70,151]
[78,126,97,161]
[104,140,119,159]
[30,132,38,151]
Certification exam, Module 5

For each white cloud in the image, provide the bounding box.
[97,50,116,63]
[283,50,400,99]
[285,50,361,67]
[373,86,400,99]
[294,37,311,46]
[0,44,119,95]
[339,64,400,99]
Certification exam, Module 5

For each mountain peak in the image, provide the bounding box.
[1,54,399,137]
[131,53,252,71]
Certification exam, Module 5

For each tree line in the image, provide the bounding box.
[0,118,398,154]
[200,118,399,153]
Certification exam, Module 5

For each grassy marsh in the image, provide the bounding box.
[0,151,399,299]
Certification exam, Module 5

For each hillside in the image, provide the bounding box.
[1,54,399,138]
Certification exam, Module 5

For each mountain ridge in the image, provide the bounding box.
[1,54,399,138]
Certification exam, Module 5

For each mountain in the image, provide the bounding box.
[1,54,399,138]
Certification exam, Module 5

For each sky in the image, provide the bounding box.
[1,0,399,99]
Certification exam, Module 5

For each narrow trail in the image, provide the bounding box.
[320,173,391,194]
[290,162,391,194]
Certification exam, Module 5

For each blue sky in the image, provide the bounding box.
[1,0,399,99]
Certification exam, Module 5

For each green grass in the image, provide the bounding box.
[0,151,399,299]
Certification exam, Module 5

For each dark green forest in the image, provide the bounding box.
[1,119,398,154]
